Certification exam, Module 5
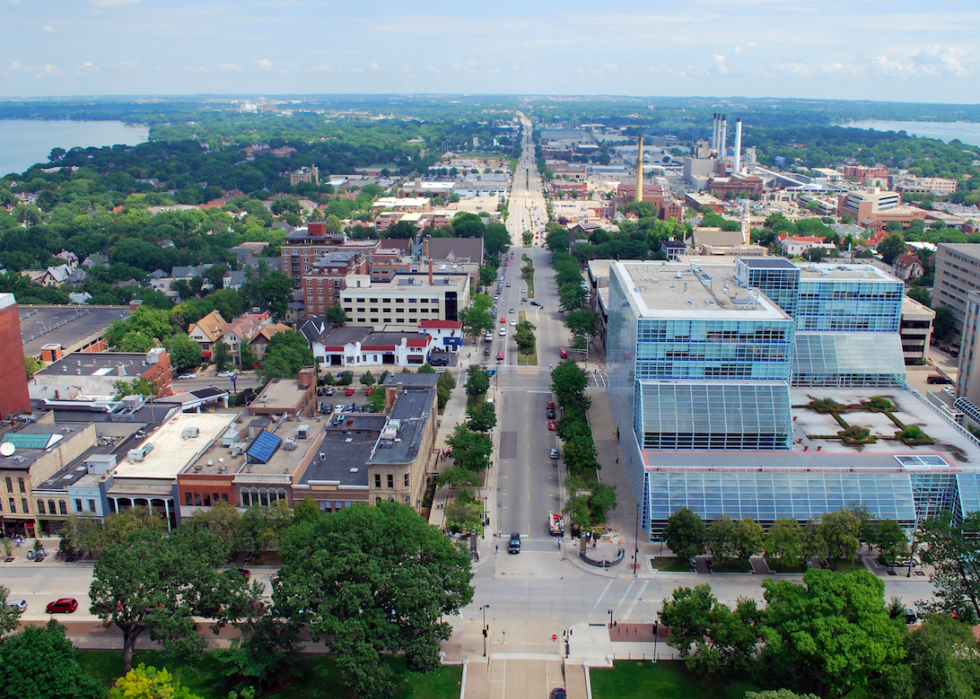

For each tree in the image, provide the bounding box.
[466,401,497,433]
[663,508,707,560]
[564,308,599,338]
[659,584,760,677]
[934,306,955,341]
[907,286,932,307]
[90,526,231,673]
[367,390,385,413]
[706,515,739,567]
[261,331,314,381]
[359,371,375,387]
[459,306,493,346]
[337,371,354,385]
[113,376,158,401]
[0,584,20,636]
[436,369,456,411]
[185,501,242,553]
[870,520,908,563]
[765,518,805,571]
[325,305,347,326]
[24,355,41,381]
[880,614,980,699]
[816,508,861,569]
[0,619,105,699]
[446,423,493,472]
[239,343,256,371]
[745,693,819,699]
[918,510,980,618]
[212,340,231,371]
[274,502,474,697]
[550,360,588,404]
[110,664,203,699]
[877,234,908,265]
[240,501,293,552]
[417,363,436,374]
[165,332,202,371]
[464,365,490,397]
[734,517,765,566]
[260,271,294,321]
[759,569,906,698]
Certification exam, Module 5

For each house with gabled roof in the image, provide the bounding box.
[187,310,226,360]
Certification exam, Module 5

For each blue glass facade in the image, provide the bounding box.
[796,278,903,332]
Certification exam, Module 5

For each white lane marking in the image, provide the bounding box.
[589,579,614,616]
[622,581,649,621]
[614,580,636,617]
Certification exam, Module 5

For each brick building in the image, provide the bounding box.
[0,294,31,418]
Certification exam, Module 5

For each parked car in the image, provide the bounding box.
[530,300,542,307]
[237,568,251,580]
[325,387,335,396]
[546,401,555,410]
[547,409,556,419]
[46,598,78,614]
[345,387,355,396]
[551,689,567,699]
[506,282,511,287]
[508,532,521,554]
[335,404,346,414]
[927,374,953,384]
[323,404,333,414]
[346,402,355,412]
[493,295,500,300]
[484,347,491,356]
[217,371,235,378]
[6,599,27,614]
[548,421,556,431]
[430,358,449,367]
[550,448,560,459]
[177,373,198,380]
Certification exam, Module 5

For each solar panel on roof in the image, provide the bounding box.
[2,433,56,449]
[246,431,282,464]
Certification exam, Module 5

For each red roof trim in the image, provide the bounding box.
[418,320,462,329]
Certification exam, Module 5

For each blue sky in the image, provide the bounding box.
[1,0,978,102]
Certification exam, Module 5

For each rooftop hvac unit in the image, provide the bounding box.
[259,396,269,403]
[181,427,200,439]
[283,439,297,451]
[296,425,310,439]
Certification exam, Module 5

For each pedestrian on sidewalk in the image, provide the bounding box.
[495,545,498,555]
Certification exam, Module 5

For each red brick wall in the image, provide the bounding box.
[0,303,31,418]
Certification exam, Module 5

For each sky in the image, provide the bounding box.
[1,0,979,102]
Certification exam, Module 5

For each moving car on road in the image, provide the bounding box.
[217,371,235,378]
[550,447,560,459]
[508,532,521,553]
[560,348,568,358]
[46,598,78,614]
[548,421,556,431]
[497,351,504,361]
[177,373,198,380]
[499,328,507,336]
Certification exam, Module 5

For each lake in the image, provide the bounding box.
[844,120,980,148]
[0,119,150,177]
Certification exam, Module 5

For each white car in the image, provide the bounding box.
[177,373,197,380]
[493,295,500,300]
[217,371,235,378]
[499,328,507,337]
[510,319,517,326]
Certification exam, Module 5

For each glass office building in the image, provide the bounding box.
[793,332,907,387]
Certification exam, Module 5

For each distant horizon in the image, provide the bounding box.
[2,0,978,102]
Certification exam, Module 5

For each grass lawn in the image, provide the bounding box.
[650,557,693,573]
[763,557,806,574]
[466,391,486,411]
[78,650,462,699]
[711,560,753,574]
[591,660,761,699]
[826,558,866,573]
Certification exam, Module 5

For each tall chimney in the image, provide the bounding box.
[711,114,719,151]
[734,119,743,175]
[720,115,728,160]
[428,259,433,286]
[635,136,644,202]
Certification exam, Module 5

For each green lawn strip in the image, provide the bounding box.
[466,391,487,411]
[78,651,461,699]
[826,558,866,573]
[763,556,806,574]
[591,660,761,699]
[649,557,693,573]
[516,311,538,365]
[710,560,753,574]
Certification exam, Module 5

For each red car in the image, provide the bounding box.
[548,421,557,431]
[560,348,568,359]
[497,351,504,361]
[365,387,373,396]
[500,317,507,323]
[46,598,78,614]
[345,387,355,396]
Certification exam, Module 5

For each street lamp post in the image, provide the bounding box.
[481,604,490,657]
[633,501,640,577]
[608,609,614,629]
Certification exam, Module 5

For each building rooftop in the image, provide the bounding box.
[796,263,900,282]
[0,423,90,472]
[36,352,159,378]
[612,261,790,319]
[369,388,435,466]
[382,373,439,389]
[298,415,389,488]
[738,258,799,270]
[252,378,310,412]
[19,305,133,358]
[183,419,324,478]
[114,412,236,480]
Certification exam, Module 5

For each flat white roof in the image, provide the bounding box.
[113,412,236,479]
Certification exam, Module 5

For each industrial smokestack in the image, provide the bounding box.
[635,136,644,202]
[711,114,719,151]
[720,115,728,161]
[428,259,433,286]
[734,119,743,175]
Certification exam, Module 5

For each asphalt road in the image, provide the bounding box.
[493,119,578,541]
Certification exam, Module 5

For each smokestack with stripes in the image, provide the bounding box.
[720,115,728,161]
[711,113,719,151]
[734,118,743,175]
[635,136,644,202]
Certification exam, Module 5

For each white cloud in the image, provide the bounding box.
[76,61,99,74]
[190,66,207,73]
[219,63,240,71]
[41,24,55,33]
[6,61,26,72]
[88,0,140,6]
[254,58,272,70]
[769,61,812,77]
[370,62,382,70]
[734,46,742,55]
[6,61,62,76]
[872,46,974,78]
[712,54,729,74]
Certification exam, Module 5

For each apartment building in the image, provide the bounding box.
[302,252,367,317]
[339,271,470,327]
[0,294,30,419]
[934,243,980,332]
[900,296,935,365]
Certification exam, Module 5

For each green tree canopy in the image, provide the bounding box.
[274,502,474,697]
[663,508,707,560]
[165,332,202,371]
[260,331,315,381]
[0,619,105,699]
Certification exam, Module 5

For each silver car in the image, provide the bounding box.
[6,599,27,613]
